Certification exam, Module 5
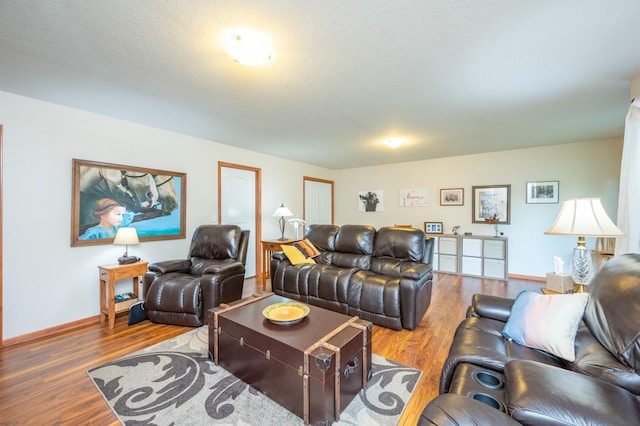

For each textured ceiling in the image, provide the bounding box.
[1,1,639,169]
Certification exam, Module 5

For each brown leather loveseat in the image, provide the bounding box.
[418,253,640,425]
[270,224,434,330]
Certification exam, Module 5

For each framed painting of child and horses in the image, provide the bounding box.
[71,159,186,246]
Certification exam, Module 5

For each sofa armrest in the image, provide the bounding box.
[505,360,640,426]
[400,262,432,280]
[203,261,245,275]
[419,394,521,426]
[469,294,514,322]
[148,259,192,274]
[272,251,286,261]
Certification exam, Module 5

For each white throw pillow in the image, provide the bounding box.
[502,291,589,362]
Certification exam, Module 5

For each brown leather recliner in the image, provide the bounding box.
[418,253,640,425]
[143,224,249,326]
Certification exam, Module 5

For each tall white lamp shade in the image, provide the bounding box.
[545,198,623,291]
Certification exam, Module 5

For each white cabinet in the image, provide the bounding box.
[482,239,507,279]
[433,236,458,273]
[432,234,508,281]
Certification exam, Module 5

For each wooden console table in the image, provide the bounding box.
[260,239,297,290]
[98,261,148,329]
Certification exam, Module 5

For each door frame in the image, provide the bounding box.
[0,125,3,347]
[217,162,261,278]
[303,176,335,224]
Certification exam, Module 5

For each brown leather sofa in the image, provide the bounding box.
[143,224,249,326]
[418,253,640,425]
[270,224,434,330]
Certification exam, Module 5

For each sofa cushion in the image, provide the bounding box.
[373,227,425,261]
[584,253,640,372]
[370,257,430,279]
[189,224,240,260]
[347,270,402,330]
[502,291,589,362]
[505,360,640,426]
[281,245,316,265]
[331,225,376,269]
[304,224,339,251]
[334,224,375,253]
[145,274,202,326]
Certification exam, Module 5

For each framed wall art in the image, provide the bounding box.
[71,159,186,246]
[440,188,464,206]
[358,190,384,212]
[526,181,559,204]
[472,184,511,224]
[424,221,443,234]
[400,188,427,207]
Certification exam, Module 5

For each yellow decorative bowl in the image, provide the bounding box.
[263,302,310,325]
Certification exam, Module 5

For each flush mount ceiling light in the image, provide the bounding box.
[225,28,273,66]
[383,138,407,148]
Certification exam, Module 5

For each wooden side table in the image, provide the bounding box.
[261,239,297,290]
[98,261,149,329]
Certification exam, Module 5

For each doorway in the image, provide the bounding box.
[0,125,3,347]
[218,162,261,278]
[303,176,334,225]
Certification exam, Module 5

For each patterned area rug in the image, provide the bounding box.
[88,327,421,425]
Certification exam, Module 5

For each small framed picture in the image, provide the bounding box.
[424,221,443,234]
[440,188,464,206]
[526,181,559,204]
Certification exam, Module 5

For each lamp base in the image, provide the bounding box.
[570,245,593,294]
[571,283,588,293]
[118,255,140,265]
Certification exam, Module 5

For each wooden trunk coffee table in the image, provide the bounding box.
[209,293,372,425]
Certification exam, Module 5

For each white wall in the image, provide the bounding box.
[334,138,623,277]
[0,91,332,340]
[631,74,640,101]
[0,89,624,340]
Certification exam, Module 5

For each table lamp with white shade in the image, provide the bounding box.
[273,203,294,241]
[113,227,141,264]
[545,198,624,292]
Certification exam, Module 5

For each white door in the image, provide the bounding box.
[304,177,334,225]
[220,165,258,278]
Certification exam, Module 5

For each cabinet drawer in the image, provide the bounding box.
[439,238,458,255]
[462,238,482,257]
[461,256,482,276]
[263,242,282,251]
[483,239,505,259]
[438,254,458,273]
[484,258,506,279]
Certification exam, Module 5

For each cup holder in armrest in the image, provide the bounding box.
[472,370,504,390]
[468,392,506,412]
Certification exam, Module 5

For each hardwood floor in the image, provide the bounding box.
[0,273,542,425]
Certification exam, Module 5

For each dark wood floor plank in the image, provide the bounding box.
[0,273,541,425]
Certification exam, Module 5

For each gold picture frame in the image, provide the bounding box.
[71,159,186,246]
